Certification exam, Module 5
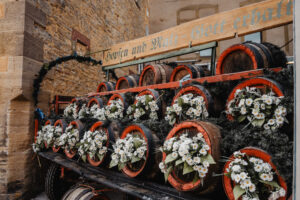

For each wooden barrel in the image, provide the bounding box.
[226,77,284,120]
[223,147,287,200]
[87,121,114,167]
[139,64,173,86]
[107,93,129,111]
[162,120,221,193]
[87,97,104,109]
[173,84,214,113]
[170,64,205,82]
[115,75,140,90]
[52,119,68,153]
[120,124,160,178]
[62,185,109,200]
[44,119,55,149]
[215,42,286,75]
[97,81,116,92]
[64,120,84,159]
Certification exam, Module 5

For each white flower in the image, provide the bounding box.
[245,98,253,106]
[193,157,201,164]
[238,99,245,107]
[172,152,178,159]
[276,116,284,125]
[234,174,241,183]
[268,119,275,125]
[240,107,247,115]
[249,184,256,192]
[203,161,209,168]
[199,148,207,155]
[254,164,262,172]
[231,165,241,173]
[260,173,269,181]
[279,188,286,197]
[240,172,247,180]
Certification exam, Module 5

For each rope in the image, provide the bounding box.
[280,38,293,49]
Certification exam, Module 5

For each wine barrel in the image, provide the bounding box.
[162,120,221,193]
[121,124,160,178]
[87,97,104,109]
[62,185,109,200]
[139,64,173,86]
[223,147,287,200]
[115,75,140,90]
[107,93,129,111]
[173,84,214,113]
[134,89,163,117]
[52,119,68,153]
[170,64,205,82]
[44,119,55,149]
[87,121,114,167]
[97,81,116,92]
[226,77,284,120]
[215,42,287,75]
[64,120,84,159]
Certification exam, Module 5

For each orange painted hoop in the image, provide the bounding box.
[87,97,103,108]
[216,45,258,75]
[107,93,124,105]
[170,65,193,82]
[162,121,212,191]
[120,125,149,178]
[226,78,284,120]
[223,147,287,200]
[139,65,157,86]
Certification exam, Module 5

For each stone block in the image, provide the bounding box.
[0,56,8,72]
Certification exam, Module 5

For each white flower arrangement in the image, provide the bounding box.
[159,133,215,182]
[225,151,286,200]
[58,125,80,151]
[105,99,124,120]
[127,95,159,121]
[227,87,288,130]
[89,104,106,120]
[109,134,147,170]
[64,102,78,119]
[32,125,49,153]
[165,93,208,125]
[78,104,90,119]
[77,129,108,162]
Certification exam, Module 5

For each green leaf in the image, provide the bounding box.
[202,154,216,164]
[259,180,280,188]
[252,119,265,127]
[109,160,118,168]
[164,166,173,182]
[183,162,194,175]
[81,155,87,162]
[233,185,246,200]
[97,154,104,161]
[118,163,126,171]
[165,154,177,164]
[175,159,184,166]
[131,156,141,163]
[178,98,184,107]
[193,173,199,183]
[133,139,142,148]
[237,115,246,123]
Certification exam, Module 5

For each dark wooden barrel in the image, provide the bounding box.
[97,81,116,92]
[120,124,160,178]
[215,42,287,75]
[107,93,129,112]
[87,121,114,167]
[162,120,221,193]
[226,77,284,120]
[64,120,84,159]
[173,84,214,113]
[170,64,205,82]
[139,64,173,86]
[62,185,110,200]
[44,119,55,149]
[87,97,104,109]
[52,119,68,153]
[223,147,287,200]
[115,75,140,90]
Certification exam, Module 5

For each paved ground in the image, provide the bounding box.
[31,193,48,200]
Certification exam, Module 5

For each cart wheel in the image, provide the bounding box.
[45,163,72,200]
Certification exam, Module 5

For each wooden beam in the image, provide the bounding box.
[88,67,282,97]
[102,0,293,66]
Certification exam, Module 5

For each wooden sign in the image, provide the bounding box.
[102,0,293,67]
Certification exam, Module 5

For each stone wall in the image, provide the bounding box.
[0,0,148,199]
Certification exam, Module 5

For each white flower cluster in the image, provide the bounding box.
[109,134,147,170]
[32,124,62,153]
[77,129,108,162]
[105,99,124,120]
[64,102,78,119]
[159,133,215,182]
[165,93,208,125]
[127,95,159,121]
[227,87,288,130]
[89,104,106,120]
[78,104,90,119]
[58,125,80,151]
[225,151,286,200]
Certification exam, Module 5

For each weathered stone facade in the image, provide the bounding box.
[0,0,148,199]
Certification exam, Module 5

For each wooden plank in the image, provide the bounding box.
[102,0,293,66]
[88,67,282,97]
[103,42,217,70]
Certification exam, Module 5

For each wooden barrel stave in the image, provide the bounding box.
[88,97,104,109]
[97,81,116,92]
[116,75,139,90]
[170,64,205,82]
[139,64,173,86]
